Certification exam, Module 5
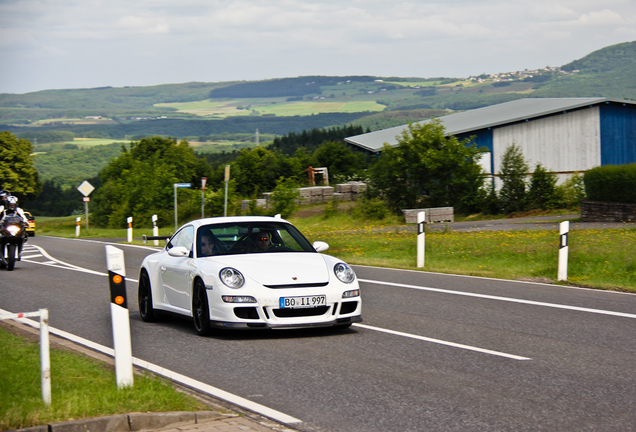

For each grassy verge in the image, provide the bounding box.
[0,325,208,431]
[290,212,636,293]
[34,211,636,292]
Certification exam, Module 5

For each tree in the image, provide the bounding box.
[369,119,488,213]
[498,143,529,213]
[92,136,208,228]
[528,163,561,210]
[312,141,366,182]
[0,131,42,199]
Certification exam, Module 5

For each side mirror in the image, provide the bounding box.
[313,241,329,252]
[167,246,190,257]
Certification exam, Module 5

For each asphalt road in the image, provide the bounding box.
[2,235,635,431]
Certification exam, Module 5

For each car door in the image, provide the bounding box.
[160,225,195,311]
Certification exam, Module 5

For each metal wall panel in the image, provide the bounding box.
[599,103,636,165]
[492,108,601,175]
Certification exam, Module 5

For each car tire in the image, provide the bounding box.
[138,269,157,322]
[192,279,212,336]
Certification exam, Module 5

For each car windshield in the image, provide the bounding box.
[195,221,316,257]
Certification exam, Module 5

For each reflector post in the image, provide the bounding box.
[105,245,133,388]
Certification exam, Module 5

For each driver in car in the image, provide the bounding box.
[200,234,216,256]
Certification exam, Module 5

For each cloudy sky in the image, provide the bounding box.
[1,0,635,94]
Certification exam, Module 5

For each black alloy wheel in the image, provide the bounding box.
[138,270,157,322]
[192,279,212,336]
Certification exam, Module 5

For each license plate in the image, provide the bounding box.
[280,295,326,309]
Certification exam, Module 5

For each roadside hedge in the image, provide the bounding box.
[584,163,636,203]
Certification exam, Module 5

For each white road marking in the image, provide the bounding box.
[0,310,302,425]
[354,323,531,361]
[359,279,636,320]
[23,245,139,282]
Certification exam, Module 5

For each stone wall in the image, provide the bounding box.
[241,182,367,211]
[402,207,454,223]
[580,200,636,222]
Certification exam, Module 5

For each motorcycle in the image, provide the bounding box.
[0,214,27,271]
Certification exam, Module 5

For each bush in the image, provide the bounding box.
[584,164,636,203]
[557,173,586,209]
[269,177,299,218]
[352,196,389,220]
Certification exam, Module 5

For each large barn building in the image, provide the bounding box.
[345,97,636,184]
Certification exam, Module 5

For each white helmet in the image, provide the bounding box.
[6,195,18,210]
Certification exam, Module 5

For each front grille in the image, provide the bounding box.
[273,306,329,318]
[264,282,329,289]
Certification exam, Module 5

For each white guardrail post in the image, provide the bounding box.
[417,211,426,268]
[75,216,81,238]
[0,308,51,405]
[558,221,569,281]
[127,217,133,243]
[105,245,134,388]
[152,214,159,246]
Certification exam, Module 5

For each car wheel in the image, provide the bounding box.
[192,279,212,336]
[138,269,157,322]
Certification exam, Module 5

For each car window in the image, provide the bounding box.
[201,222,315,255]
[168,225,194,252]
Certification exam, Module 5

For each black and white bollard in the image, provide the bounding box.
[558,221,569,281]
[105,245,134,388]
[417,211,426,268]
[151,214,159,246]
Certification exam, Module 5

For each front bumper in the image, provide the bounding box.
[207,288,362,330]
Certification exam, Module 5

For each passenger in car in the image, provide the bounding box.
[250,231,271,252]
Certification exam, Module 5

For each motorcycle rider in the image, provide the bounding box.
[0,195,29,264]
[1,195,29,224]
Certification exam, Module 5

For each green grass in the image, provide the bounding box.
[155,97,386,118]
[0,326,207,431]
[35,211,636,292]
[290,212,636,293]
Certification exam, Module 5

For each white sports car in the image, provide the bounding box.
[138,216,361,335]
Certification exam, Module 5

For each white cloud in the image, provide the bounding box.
[0,0,634,93]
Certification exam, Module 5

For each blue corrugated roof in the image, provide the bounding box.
[345,97,633,152]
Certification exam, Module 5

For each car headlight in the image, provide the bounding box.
[334,262,356,284]
[219,267,245,289]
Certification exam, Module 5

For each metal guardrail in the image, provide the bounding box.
[0,308,51,405]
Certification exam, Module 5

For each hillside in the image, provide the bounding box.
[1,41,634,143]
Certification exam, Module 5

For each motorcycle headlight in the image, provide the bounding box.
[219,267,245,289]
[334,262,356,284]
[6,225,20,236]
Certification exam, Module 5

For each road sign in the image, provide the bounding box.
[174,183,191,188]
[77,180,95,197]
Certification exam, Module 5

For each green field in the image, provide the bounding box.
[155,97,386,118]
[68,138,130,147]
